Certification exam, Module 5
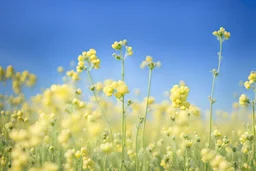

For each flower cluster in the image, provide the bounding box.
[212,27,231,40]
[160,147,173,170]
[239,94,250,106]
[66,70,80,81]
[76,48,100,72]
[10,146,29,171]
[100,142,113,154]
[239,131,253,154]
[140,56,161,69]
[0,65,37,94]
[201,148,234,170]
[201,148,216,163]
[244,71,256,89]
[170,83,190,110]
[58,129,72,147]
[112,39,133,58]
[210,154,234,171]
[188,105,200,116]
[103,80,129,98]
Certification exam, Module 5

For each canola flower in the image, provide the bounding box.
[140,56,160,149]
[239,71,256,163]
[170,83,190,110]
[208,27,230,149]
[111,39,133,170]
[2,28,256,171]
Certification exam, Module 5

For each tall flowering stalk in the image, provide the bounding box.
[112,40,133,170]
[140,56,160,148]
[240,71,256,158]
[75,49,114,144]
[208,27,230,148]
[139,56,160,171]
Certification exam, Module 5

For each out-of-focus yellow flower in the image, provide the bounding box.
[103,80,129,98]
[244,81,251,89]
[188,105,200,116]
[82,157,95,170]
[144,96,155,105]
[140,56,160,69]
[239,94,249,106]
[0,66,5,81]
[5,65,15,78]
[57,66,64,73]
[248,71,256,83]
[100,142,113,154]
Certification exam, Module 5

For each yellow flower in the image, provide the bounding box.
[146,56,153,62]
[103,80,129,98]
[75,151,82,158]
[170,83,190,110]
[248,71,256,83]
[140,56,160,69]
[224,31,231,39]
[112,41,122,50]
[239,94,249,106]
[244,81,251,89]
[78,55,84,61]
[213,27,231,40]
[57,66,64,73]
[100,142,113,154]
[188,105,200,116]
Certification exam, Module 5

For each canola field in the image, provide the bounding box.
[0,27,256,171]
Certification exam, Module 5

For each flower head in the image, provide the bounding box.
[170,82,190,110]
[103,80,129,98]
[213,27,231,40]
[140,56,161,70]
[239,94,249,106]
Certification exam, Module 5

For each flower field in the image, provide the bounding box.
[0,27,256,171]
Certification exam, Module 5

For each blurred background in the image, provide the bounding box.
[0,0,256,113]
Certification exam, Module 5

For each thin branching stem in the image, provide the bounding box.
[208,38,223,148]
[87,70,114,144]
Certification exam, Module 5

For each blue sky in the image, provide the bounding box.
[0,0,256,113]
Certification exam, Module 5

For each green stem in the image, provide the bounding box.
[217,39,223,73]
[135,125,140,171]
[184,153,186,171]
[87,71,114,144]
[104,155,107,171]
[142,69,153,148]
[252,89,256,158]
[121,58,126,147]
[121,58,126,171]
[252,91,255,161]
[208,38,223,148]
[208,76,215,148]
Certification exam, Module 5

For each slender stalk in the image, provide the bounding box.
[208,75,216,148]
[121,58,126,147]
[205,163,208,171]
[184,154,186,171]
[87,70,114,144]
[142,69,153,148]
[252,88,256,160]
[135,127,139,171]
[121,58,126,171]
[208,38,223,148]
[104,155,107,171]
[135,123,141,171]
